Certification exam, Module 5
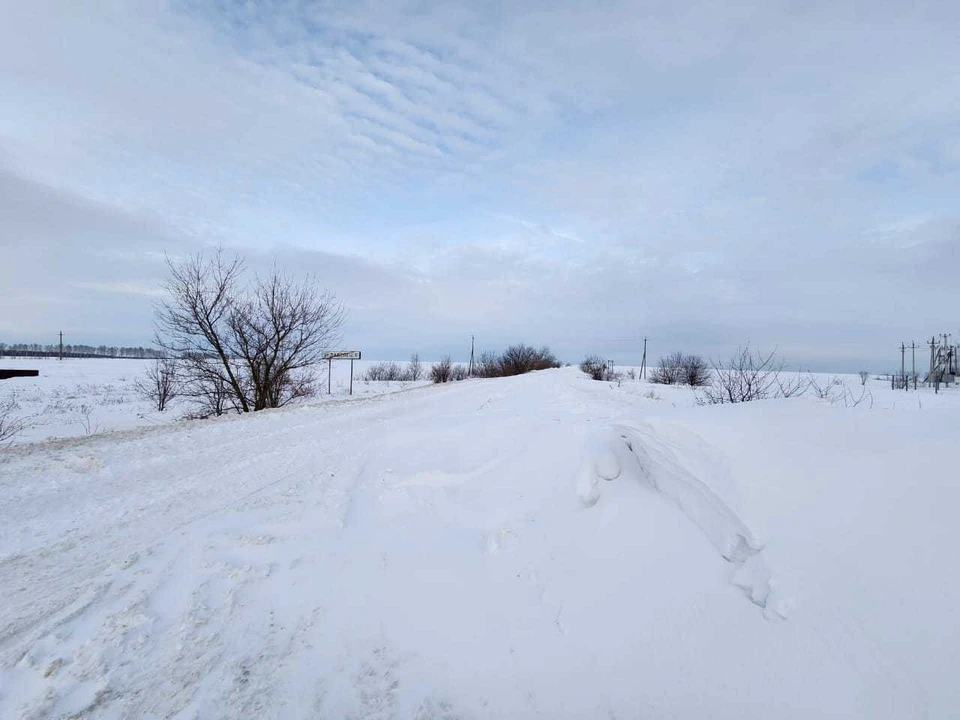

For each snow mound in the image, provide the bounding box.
[577,423,785,618]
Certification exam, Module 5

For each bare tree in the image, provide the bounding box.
[699,345,808,404]
[0,393,26,447]
[155,250,344,413]
[135,358,179,411]
[407,353,423,381]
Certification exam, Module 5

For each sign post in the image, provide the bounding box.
[321,351,362,395]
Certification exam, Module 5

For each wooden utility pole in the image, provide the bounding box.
[59,331,63,361]
[469,335,475,377]
[640,337,648,380]
[911,342,917,390]
[901,342,906,391]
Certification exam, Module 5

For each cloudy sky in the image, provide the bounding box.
[2,1,958,370]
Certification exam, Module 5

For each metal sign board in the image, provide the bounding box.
[322,350,361,360]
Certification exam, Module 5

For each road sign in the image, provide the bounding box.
[323,351,362,395]
[322,350,361,360]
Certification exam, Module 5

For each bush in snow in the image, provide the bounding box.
[474,351,501,378]
[497,344,560,376]
[431,356,453,383]
[650,353,682,385]
[650,352,710,386]
[580,355,611,381]
[698,345,807,404]
[135,358,180,411]
[0,392,27,447]
[682,354,710,387]
[364,362,404,382]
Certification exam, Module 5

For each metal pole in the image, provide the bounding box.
[349,358,354,396]
[328,359,332,395]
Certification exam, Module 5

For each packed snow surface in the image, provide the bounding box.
[1,366,957,718]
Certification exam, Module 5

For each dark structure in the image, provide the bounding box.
[0,369,39,380]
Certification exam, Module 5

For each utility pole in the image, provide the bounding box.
[929,335,937,380]
[640,337,648,380]
[469,335,475,377]
[901,342,906,391]
[911,341,917,390]
[59,331,63,361]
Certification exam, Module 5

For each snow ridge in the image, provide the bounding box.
[576,423,786,619]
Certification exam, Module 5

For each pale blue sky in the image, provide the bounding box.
[1,1,959,370]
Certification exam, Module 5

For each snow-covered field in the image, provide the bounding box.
[1,362,958,717]
[0,358,429,445]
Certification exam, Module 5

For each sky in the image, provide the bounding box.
[1,0,959,371]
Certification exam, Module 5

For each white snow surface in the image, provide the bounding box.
[1,366,958,718]
[0,358,428,445]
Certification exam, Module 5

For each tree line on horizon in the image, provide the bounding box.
[0,343,165,360]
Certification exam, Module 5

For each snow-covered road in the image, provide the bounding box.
[1,368,957,718]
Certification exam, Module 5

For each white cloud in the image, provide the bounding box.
[2,1,959,369]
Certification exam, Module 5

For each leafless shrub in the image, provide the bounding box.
[498,344,560,376]
[407,353,423,381]
[364,362,404,382]
[76,403,98,435]
[580,355,609,381]
[155,249,344,413]
[650,353,682,385]
[808,375,845,401]
[431,356,453,383]
[683,355,710,386]
[859,370,869,386]
[651,352,710,386]
[135,358,179,411]
[474,351,501,378]
[698,345,808,404]
[0,393,27,446]
[843,384,874,409]
[450,364,469,381]
[625,368,637,380]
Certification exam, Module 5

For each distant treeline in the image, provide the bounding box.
[0,343,164,359]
